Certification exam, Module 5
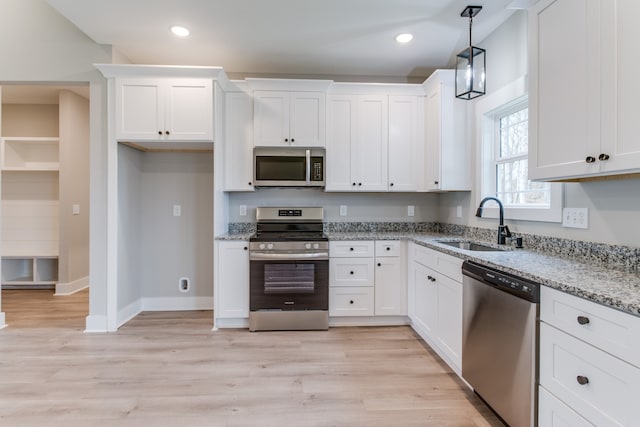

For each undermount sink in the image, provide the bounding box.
[436,240,505,252]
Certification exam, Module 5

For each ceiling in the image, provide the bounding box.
[47,0,525,83]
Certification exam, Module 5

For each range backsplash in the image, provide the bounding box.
[228,221,639,272]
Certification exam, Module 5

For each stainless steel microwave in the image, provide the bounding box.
[254,147,325,188]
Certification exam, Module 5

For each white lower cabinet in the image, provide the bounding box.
[215,241,249,323]
[408,243,462,372]
[329,240,407,321]
[538,387,593,427]
[539,287,640,426]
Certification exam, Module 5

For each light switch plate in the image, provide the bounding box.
[339,205,347,217]
[562,207,588,229]
[173,204,182,217]
[239,205,247,216]
[456,205,462,218]
[72,204,80,215]
[407,205,415,217]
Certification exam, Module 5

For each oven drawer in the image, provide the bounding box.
[375,240,401,257]
[541,286,640,368]
[329,258,374,287]
[329,286,374,316]
[540,322,640,427]
[330,241,375,258]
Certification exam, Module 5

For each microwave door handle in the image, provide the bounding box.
[306,149,311,184]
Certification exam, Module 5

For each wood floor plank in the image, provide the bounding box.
[0,290,504,426]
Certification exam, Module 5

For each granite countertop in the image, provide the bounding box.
[217,230,640,317]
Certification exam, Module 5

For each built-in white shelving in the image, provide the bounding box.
[1,136,60,171]
[1,256,59,289]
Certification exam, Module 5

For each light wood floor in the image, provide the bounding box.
[0,289,504,426]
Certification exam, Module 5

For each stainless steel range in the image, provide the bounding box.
[249,207,329,331]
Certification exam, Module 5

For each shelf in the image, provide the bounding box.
[1,256,58,286]
[1,137,60,171]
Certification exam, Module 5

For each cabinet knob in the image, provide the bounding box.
[598,153,610,161]
[390,183,394,187]
[377,263,381,267]
[243,247,248,251]
[291,138,295,143]
[350,271,354,275]
[349,247,354,251]
[358,183,362,186]
[576,375,589,386]
[285,138,289,142]
[577,315,590,325]
[434,181,439,185]
[352,182,356,186]
[350,300,354,305]
[158,131,163,135]
[248,182,252,186]
[585,156,596,163]
[165,131,170,135]
[386,247,391,251]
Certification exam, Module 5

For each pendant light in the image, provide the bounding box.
[455,5,486,100]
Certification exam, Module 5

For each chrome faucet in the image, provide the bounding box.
[476,196,512,244]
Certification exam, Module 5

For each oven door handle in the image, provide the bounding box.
[306,149,311,185]
[250,252,329,261]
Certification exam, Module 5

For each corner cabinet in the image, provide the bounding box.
[529,0,640,181]
[115,78,214,142]
[214,241,250,326]
[253,91,325,147]
[422,70,469,191]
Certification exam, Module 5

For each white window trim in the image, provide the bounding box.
[475,76,562,223]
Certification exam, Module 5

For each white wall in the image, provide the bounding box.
[228,190,440,223]
[438,11,640,247]
[58,90,90,288]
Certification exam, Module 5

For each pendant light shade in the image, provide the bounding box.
[455,6,486,100]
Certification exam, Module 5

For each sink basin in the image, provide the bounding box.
[436,240,504,252]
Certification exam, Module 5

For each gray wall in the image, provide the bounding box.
[58,90,90,285]
[438,11,640,247]
[228,190,440,223]
[140,152,213,299]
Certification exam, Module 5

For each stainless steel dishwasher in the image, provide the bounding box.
[462,261,540,427]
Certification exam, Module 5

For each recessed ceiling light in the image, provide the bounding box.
[171,26,190,37]
[395,33,413,44]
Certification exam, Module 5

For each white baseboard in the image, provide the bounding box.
[329,315,410,327]
[117,299,143,329]
[214,317,249,329]
[141,296,213,311]
[84,314,108,332]
[55,276,89,295]
[0,312,6,329]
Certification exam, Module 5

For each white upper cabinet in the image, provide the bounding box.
[224,92,254,191]
[253,91,325,147]
[529,0,640,180]
[326,94,388,191]
[388,96,422,192]
[422,70,469,191]
[115,79,214,142]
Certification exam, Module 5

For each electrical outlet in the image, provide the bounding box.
[173,204,181,217]
[340,205,347,217]
[179,277,190,292]
[407,205,415,217]
[562,207,589,229]
[456,205,462,218]
[239,205,247,216]
[72,204,80,215]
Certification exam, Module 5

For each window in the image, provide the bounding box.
[476,77,562,222]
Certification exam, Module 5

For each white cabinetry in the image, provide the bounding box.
[422,70,469,191]
[408,243,463,372]
[539,286,640,426]
[115,78,213,142]
[326,95,388,191]
[374,240,406,316]
[529,0,640,181]
[253,91,325,147]
[329,240,407,321]
[388,96,421,192]
[224,92,254,191]
[215,241,250,324]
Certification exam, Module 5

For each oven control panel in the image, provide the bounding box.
[278,209,302,217]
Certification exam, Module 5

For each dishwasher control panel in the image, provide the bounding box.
[462,261,540,302]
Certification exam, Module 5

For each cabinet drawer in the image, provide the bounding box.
[538,386,593,427]
[330,241,374,258]
[375,240,401,257]
[412,244,463,282]
[540,323,640,427]
[541,286,640,368]
[329,258,374,287]
[329,286,374,316]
